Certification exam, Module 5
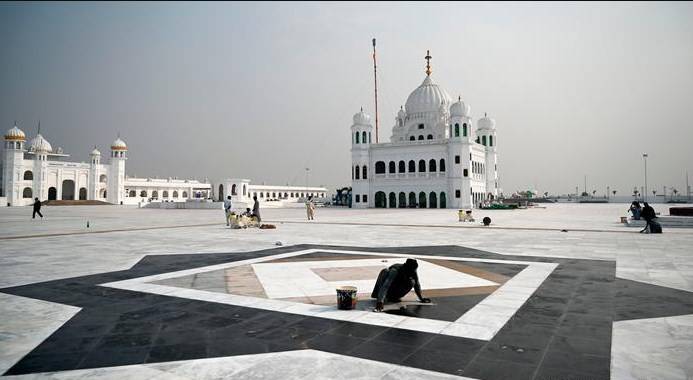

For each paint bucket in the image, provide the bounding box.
[336,286,358,310]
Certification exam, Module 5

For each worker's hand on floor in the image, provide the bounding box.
[375,301,384,312]
[420,298,432,303]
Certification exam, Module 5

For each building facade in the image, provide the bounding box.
[217,179,327,204]
[351,52,499,209]
[1,123,210,206]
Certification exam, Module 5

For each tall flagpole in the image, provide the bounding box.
[372,38,379,144]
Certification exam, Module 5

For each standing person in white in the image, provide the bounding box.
[223,195,233,226]
[305,196,315,221]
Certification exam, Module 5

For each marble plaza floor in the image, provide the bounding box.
[1,203,693,379]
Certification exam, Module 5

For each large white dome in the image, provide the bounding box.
[478,114,496,130]
[450,97,471,117]
[405,76,452,115]
[28,134,52,153]
[111,137,128,151]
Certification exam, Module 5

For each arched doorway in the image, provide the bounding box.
[100,188,107,199]
[418,192,427,208]
[398,192,406,208]
[61,180,75,200]
[374,191,386,208]
[218,184,224,201]
[129,190,136,197]
[79,188,87,200]
[440,192,447,208]
[429,192,437,208]
[48,187,57,200]
[388,192,397,208]
[408,192,416,208]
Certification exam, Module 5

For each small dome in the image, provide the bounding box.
[4,123,26,141]
[477,113,496,130]
[352,108,371,126]
[450,96,470,117]
[397,106,406,119]
[405,76,452,115]
[111,137,127,151]
[90,147,101,156]
[28,133,52,153]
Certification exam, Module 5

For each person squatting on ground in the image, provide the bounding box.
[305,196,315,221]
[640,202,656,233]
[629,201,642,220]
[252,195,261,222]
[223,195,233,226]
[32,197,43,219]
[371,258,431,312]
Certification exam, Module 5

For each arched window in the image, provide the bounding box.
[182,191,188,198]
[389,192,397,208]
[409,136,415,141]
[22,187,32,198]
[48,187,57,200]
[398,192,406,208]
[163,191,169,198]
[374,192,386,208]
[418,135,424,140]
[260,192,264,198]
[218,184,224,201]
[129,190,136,197]
[23,170,33,180]
[388,161,396,173]
[140,190,147,197]
[408,160,415,173]
[418,192,427,208]
[429,192,437,208]
[418,159,426,172]
[362,131,367,144]
[173,191,178,198]
[79,188,87,200]
[290,193,293,198]
[362,165,367,179]
[440,159,446,172]
[375,161,386,174]
[356,132,360,144]
[398,161,405,173]
[489,135,494,146]
[429,159,436,172]
[284,192,288,198]
[272,192,277,198]
[152,190,158,199]
[355,166,360,179]
[101,189,107,199]
[440,192,447,208]
[243,186,247,196]
[476,137,480,144]
[99,174,107,183]
[454,123,459,137]
[231,184,237,195]
[463,123,468,137]
[427,134,433,140]
[368,132,371,143]
[482,135,487,146]
[408,192,416,208]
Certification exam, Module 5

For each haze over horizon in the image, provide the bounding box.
[2,2,692,196]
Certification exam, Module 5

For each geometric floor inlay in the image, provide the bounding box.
[3,244,693,379]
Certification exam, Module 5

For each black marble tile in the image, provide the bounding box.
[422,335,486,354]
[327,321,386,339]
[348,340,419,365]
[371,327,435,347]
[463,358,537,380]
[146,342,207,363]
[401,347,474,376]
[77,346,151,369]
[304,333,367,354]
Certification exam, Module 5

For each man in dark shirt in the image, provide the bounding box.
[372,258,431,311]
[32,197,43,219]
[252,196,261,222]
[640,202,656,233]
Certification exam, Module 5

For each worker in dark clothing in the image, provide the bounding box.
[32,197,43,219]
[372,258,431,312]
[640,202,656,233]
[252,196,261,222]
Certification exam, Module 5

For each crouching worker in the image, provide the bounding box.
[371,258,431,312]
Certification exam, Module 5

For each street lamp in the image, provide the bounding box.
[642,153,648,202]
[305,168,310,191]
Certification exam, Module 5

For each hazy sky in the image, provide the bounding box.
[2,2,692,195]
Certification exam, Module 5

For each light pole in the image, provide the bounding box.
[305,168,310,192]
[642,153,648,202]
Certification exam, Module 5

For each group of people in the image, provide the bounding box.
[628,201,658,233]
[224,195,261,227]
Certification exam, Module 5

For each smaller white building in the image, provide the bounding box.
[218,179,327,203]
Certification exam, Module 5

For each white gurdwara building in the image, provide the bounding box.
[1,123,211,206]
[351,51,498,209]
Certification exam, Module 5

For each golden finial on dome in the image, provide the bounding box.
[425,50,432,76]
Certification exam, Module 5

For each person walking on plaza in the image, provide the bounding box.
[32,197,43,219]
[252,195,261,222]
[223,195,233,226]
[305,195,315,221]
